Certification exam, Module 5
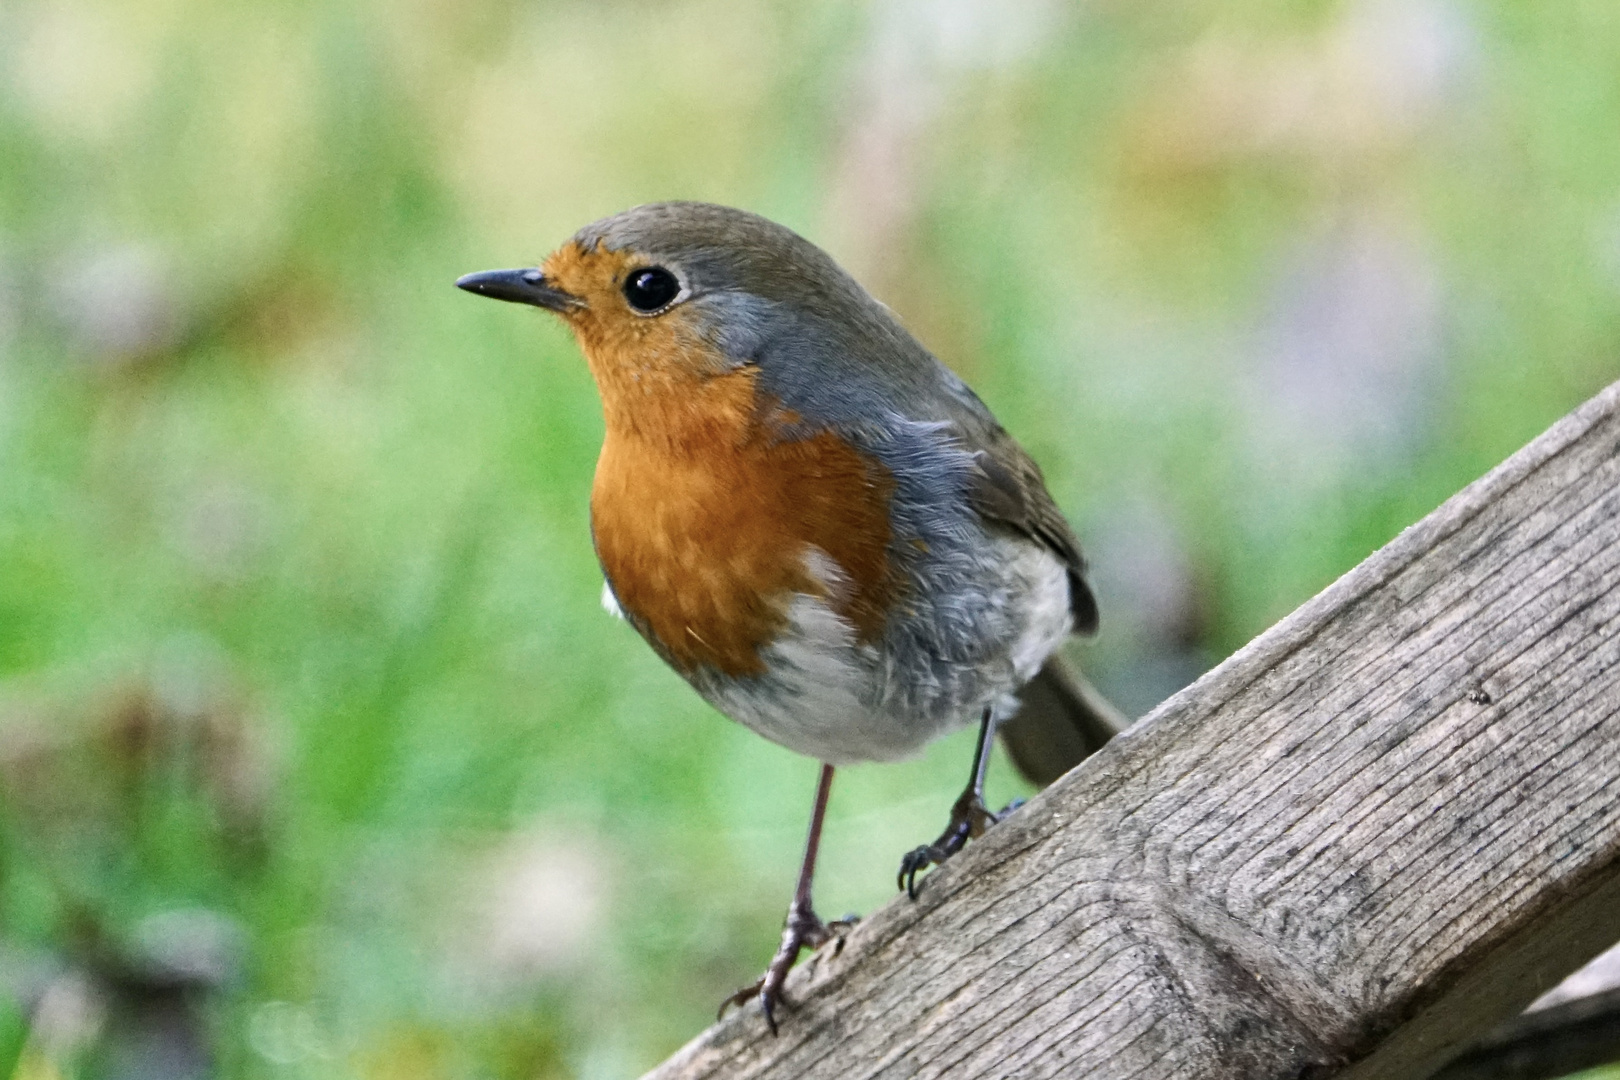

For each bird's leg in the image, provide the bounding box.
[720,762,846,1035]
[898,707,1012,899]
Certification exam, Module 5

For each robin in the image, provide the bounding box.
[457,202,1126,1032]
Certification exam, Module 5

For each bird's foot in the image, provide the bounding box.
[898,792,1024,899]
[719,903,854,1034]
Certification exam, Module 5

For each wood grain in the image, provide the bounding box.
[647,380,1620,1080]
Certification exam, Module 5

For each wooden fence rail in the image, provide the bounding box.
[646,379,1620,1080]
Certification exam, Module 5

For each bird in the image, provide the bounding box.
[456,202,1126,1032]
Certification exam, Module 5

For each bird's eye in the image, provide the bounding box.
[623,267,681,313]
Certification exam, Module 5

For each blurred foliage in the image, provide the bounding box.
[0,0,1617,1077]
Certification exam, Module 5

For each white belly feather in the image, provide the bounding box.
[682,540,1073,764]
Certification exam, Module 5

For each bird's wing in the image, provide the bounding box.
[966,427,1099,636]
[931,373,1099,637]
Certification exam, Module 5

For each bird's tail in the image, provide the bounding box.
[998,655,1130,788]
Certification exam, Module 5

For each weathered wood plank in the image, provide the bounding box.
[647,381,1620,1080]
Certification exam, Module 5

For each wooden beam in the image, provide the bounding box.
[646,381,1620,1080]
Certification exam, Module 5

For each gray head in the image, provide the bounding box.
[456,202,958,422]
[458,203,867,316]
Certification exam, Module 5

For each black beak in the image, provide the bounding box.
[455,268,581,312]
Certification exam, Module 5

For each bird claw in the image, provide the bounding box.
[898,843,949,899]
[719,903,849,1034]
[898,792,1022,899]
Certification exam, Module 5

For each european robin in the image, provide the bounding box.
[457,202,1126,1032]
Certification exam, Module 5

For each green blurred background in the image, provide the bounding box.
[1,1,1618,1077]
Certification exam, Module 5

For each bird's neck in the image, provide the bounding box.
[586,352,761,456]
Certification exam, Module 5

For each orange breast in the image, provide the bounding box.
[589,367,897,677]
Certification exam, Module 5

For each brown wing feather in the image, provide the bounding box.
[967,432,1099,637]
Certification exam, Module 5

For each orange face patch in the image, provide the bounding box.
[540,238,898,676]
[540,242,723,442]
